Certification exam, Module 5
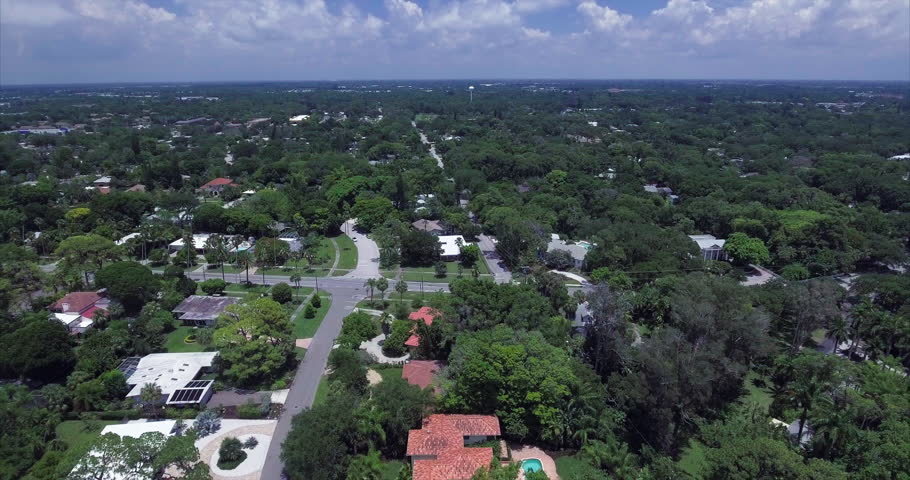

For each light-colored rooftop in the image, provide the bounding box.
[689,234,726,250]
[116,232,139,246]
[547,235,588,261]
[438,235,469,257]
[168,233,211,250]
[125,352,218,398]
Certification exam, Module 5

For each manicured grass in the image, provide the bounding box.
[261,266,332,277]
[204,264,245,274]
[225,283,270,294]
[313,376,330,406]
[334,234,358,270]
[677,438,709,478]
[56,420,119,449]
[381,270,398,279]
[555,455,601,479]
[330,269,351,277]
[293,294,331,339]
[380,460,406,480]
[356,290,448,311]
[165,326,206,353]
[376,367,403,382]
[400,260,492,284]
[742,370,773,412]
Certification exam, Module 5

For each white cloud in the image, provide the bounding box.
[74,0,176,24]
[577,1,632,32]
[512,0,570,12]
[522,26,551,39]
[0,0,74,26]
[386,0,423,18]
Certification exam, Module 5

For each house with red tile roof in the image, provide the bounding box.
[406,307,440,349]
[197,177,238,196]
[49,290,110,334]
[402,360,444,390]
[407,414,501,480]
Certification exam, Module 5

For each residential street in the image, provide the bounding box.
[478,234,513,283]
[412,120,444,169]
[340,219,382,279]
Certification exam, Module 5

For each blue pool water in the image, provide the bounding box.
[521,459,543,473]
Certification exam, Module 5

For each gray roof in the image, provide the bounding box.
[547,238,588,261]
[412,219,444,233]
[172,295,239,321]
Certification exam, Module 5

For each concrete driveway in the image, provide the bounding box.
[342,219,382,280]
[478,234,512,284]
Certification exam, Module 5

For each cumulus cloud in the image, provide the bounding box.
[578,1,632,32]
[0,0,907,83]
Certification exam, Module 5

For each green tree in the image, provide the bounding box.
[55,234,121,285]
[395,280,408,302]
[724,232,770,266]
[271,282,293,304]
[0,318,76,382]
[199,278,227,295]
[375,277,389,302]
[346,450,382,480]
[214,298,294,387]
[94,261,159,313]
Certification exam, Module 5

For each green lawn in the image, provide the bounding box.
[677,438,709,478]
[742,370,773,412]
[330,269,351,277]
[165,326,206,353]
[381,270,398,279]
[293,294,331,338]
[376,367,403,382]
[356,290,448,311]
[334,234,358,270]
[203,264,245,274]
[380,460,405,480]
[400,259,492,284]
[313,376,330,406]
[56,419,119,451]
[555,455,602,479]
[261,265,332,277]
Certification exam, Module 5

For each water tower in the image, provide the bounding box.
[469,85,474,103]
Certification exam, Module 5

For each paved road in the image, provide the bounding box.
[185,272,450,294]
[413,120,444,169]
[341,219,381,279]
[477,234,513,283]
[259,282,362,480]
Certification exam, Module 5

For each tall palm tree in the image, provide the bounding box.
[364,278,377,304]
[235,250,252,284]
[827,316,850,355]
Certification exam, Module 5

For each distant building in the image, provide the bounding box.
[49,290,109,334]
[412,219,446,236]
[407,414,501,480]
[172,295,239,327]
[175,117,210,126]
[168,233,213,253]
[689,234,728,261]
[197,177,238,196]
[121,352,219,407]
[437,235,469,261]
[546,234,589,268]
[289,114,310,122]
[116,232,140,246]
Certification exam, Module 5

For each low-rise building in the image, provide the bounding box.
[546,234,589,268]
[412,219,446,236]
[405,307,440,350]
[49,290,110,334]
[689,234,728,261]
[172,295,239,327]
[438,235,469,261]
[197,177,238,196]
[121,352,219,407]
[402,360,443,391]
[407,414,501,480]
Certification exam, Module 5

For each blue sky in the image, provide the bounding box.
[1,0,908,85]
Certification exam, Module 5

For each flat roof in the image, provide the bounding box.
[125,352,218,397]
[438,235,469,257]
[116,233,139,246]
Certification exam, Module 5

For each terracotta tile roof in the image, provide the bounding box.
[51,292,102,314]
[402,360,443,389]
[406,307,440,347]
[200,177,237,189]
[412,447,492,480]
[408,306,438,325]
[407,414,500,480]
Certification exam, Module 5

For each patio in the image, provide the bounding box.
[510,444,560,480]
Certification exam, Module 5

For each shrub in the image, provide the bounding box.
[243,436,259,449]
[338,312,379,348]
[218,437,246,469]
[163,264,185,278]
[382,319,412,357]
[304,304,316,318]
[237,400,264,419]
[310,293,322,308]
[271,282,293,304]
[434,261,447,278]
[199,279,227,295]
[194,409,221,437]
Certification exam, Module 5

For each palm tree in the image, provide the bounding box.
[352,406,386,454]
[376,277,389,303]
[827,316,850,355]
[290,273,302,289]
[235,250,252,284]
[364,278,377,305]
[395,280,408,302]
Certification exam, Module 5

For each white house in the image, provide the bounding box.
[438,235,469,261]
[123,352,219,407]
[689,234,728,261]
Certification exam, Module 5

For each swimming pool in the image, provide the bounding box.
[521,458,543,473]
